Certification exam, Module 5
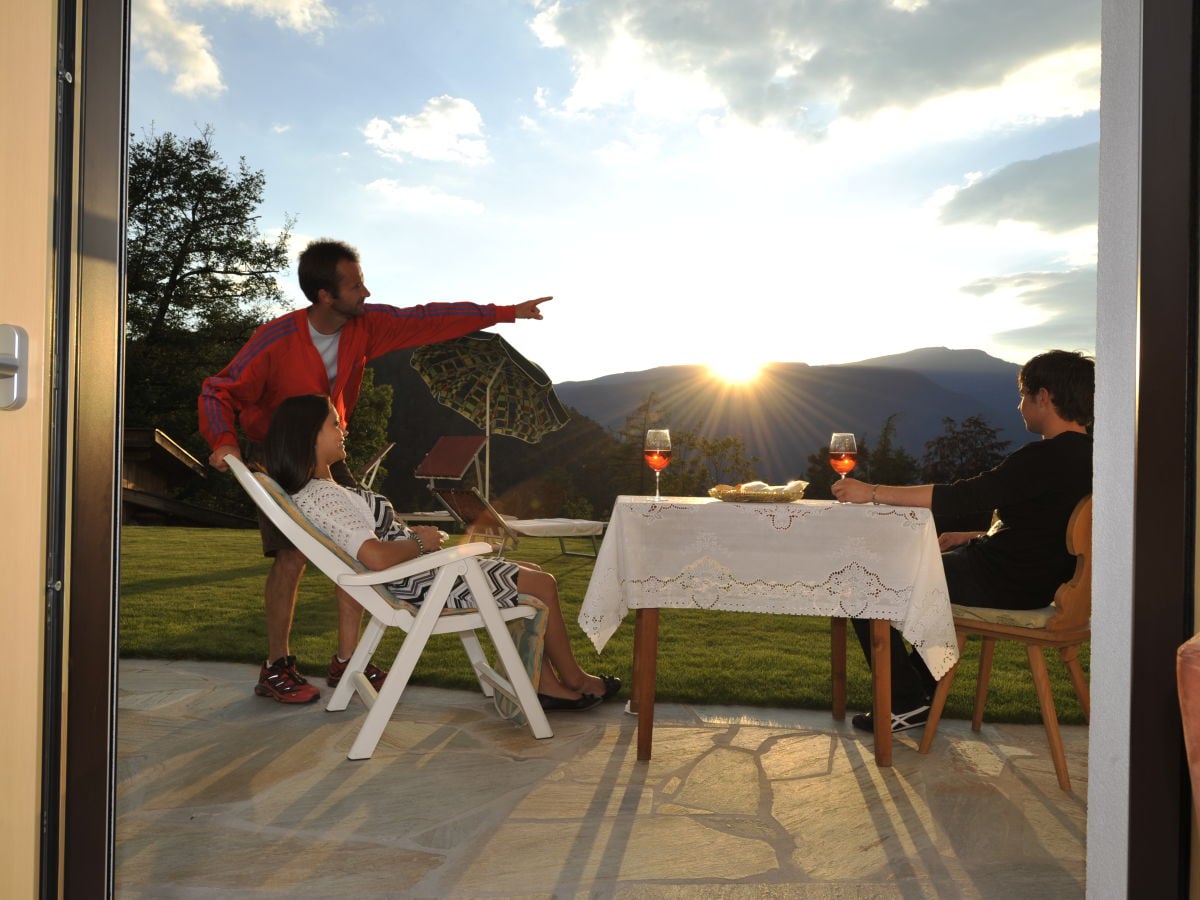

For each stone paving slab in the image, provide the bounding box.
[116,659,1086,897]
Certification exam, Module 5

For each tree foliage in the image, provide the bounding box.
[920,415,1011,483]
[125,127,293,455]
[343,367,394,486]
[804,414,919,499]
[860,414,920,486]
[610,394,759,498]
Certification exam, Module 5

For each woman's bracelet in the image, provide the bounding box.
[871,484,880,505]
[411,533,426,555]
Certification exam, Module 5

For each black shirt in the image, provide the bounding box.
[930,430,1092,607]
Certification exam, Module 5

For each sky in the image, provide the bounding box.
[130,0,1100,386]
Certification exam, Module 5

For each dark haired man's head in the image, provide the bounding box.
[297,239,360,304]
[264,394,334,493]
[1019,350,1095,429]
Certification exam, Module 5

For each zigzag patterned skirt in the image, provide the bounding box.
[355,486,520,610]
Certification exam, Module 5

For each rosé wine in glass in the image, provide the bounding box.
[644,429,671,499]
[829,433,857,480]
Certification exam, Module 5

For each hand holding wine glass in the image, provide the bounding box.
[644,429,671,500]
[829,433,857,480]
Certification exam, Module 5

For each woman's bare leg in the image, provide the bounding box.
[516,567,606,697]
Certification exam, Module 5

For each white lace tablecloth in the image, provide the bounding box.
[579,496,958,679]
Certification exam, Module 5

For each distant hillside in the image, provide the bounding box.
[555,348,1027,482]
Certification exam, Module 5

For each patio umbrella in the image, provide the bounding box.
[409,331,569,499]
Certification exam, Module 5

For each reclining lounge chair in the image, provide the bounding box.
[415,436,606,557]
[226,455,553,760]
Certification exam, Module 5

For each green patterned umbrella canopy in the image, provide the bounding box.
[409,332,569,496]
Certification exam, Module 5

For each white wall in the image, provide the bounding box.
[1089,0,1139,891]
[0,4,57,895]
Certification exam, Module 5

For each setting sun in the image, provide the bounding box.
[707,358,766,385]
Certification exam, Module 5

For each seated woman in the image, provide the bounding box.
[263,393,619,711]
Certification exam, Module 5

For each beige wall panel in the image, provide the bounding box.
[0,3,58,896]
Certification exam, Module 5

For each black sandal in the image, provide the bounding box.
[538,692,603,711]
[597,674,622,701]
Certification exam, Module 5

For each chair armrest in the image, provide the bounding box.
[336,542,494,586]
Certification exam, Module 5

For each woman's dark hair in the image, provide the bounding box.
[297,238,359,304]
[1019,350,1095,429]
[264,394,333,493]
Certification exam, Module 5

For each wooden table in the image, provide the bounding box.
[578,496,958,766]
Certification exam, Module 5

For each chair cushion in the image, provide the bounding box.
[951,603,1057,629]
[507,518,606,537]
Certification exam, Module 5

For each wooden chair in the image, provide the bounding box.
[1176,632,1200,820]
[226,456,553,760]
[918,494,1092,792]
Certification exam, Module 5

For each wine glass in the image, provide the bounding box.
[644,429,672,500]
[829,433,857,480]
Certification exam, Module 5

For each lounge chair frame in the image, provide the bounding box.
[226,455,553,760]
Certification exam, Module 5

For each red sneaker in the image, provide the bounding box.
[255,656,320,704]
[326,654,388,689]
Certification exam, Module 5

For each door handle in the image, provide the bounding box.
[0,324,28,410]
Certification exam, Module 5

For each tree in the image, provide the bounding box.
[861,414,920,486]
[921,415,1011,483]
[663,430,759,495]
[124,127,293,456]
[804,414,919,499]
[921,414,1011,532]
[609,395,759,498]
[612,393,671,497]
[343,366,394,485]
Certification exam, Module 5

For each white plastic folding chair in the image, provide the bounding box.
[226,456,553,760]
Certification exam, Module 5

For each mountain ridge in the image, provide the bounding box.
[553,347,1026,482]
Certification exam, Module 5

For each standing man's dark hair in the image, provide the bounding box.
[1018,350,1095,429]
[297,239,360,304]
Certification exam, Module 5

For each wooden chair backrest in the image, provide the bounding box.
[1046,494,1092,633]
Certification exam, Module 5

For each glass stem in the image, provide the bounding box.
[655,470,661,500]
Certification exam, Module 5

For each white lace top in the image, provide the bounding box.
[293,478,380,560]
[291,477,520,610]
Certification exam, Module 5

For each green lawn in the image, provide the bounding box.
[118,525,1088,724]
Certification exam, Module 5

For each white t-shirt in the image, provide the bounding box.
[308,320,340,387]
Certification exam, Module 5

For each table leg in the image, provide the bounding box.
[633,607,659,761]
[871,618,893,767]
[831,617,847,721]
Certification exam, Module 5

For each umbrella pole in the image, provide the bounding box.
[485,365,502,500]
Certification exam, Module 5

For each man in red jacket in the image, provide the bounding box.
[199,238,551,704]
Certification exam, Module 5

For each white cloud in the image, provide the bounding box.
[193,0,334,33]
[131,0,333,97]
[363,97,491,165]
[133,0,224,96]
[364,179,485,215]
[595,132,661,165]
[271,123,291,133]
[531,0,1098,132]
[966,268,1097,358]
[940,144,1098,233]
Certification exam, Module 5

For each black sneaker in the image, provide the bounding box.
[851,704,930,733]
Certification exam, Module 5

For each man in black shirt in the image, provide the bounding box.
[831,350,1094,733]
